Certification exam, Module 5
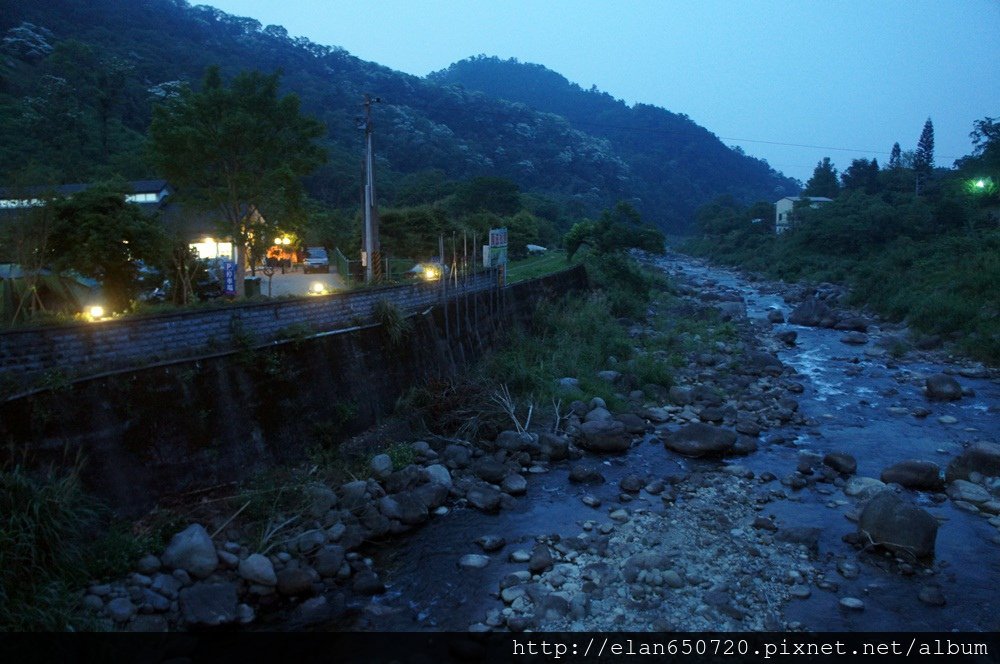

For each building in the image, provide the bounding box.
[774,196,833,234]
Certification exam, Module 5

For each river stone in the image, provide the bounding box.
[276,568,316,597]
[617,413,648,434]
[179,582,238,627]
[379,493,428,525]
[844,476,886,500]
[459,554,491,569]
[312,545,346,578]
[766,309,785,324]
[881,460,942,490]
[556,377,580,390]
[339,480,369,509]
[568,464,604,484]
[413,481,449,511]
[835,316,870,332]
[466,485,502,513]
[946,442,1000,483]
[746,351,784,376]
[442,444,472,469]
[135,554,161,575]
[538,433,569,461]
[823,452,857,475]
[788,297,833,327]
[840,331,869,345]
[579,420,631,453]
[424,463,452,488]
[644,407,671,423]
[664,423,736,457]
[918,584,947,607]
[925,374,963,401]
[474,458,508,484]
[584,406,614,423]
[501,473,528,496]
[776,330,797,346]
[669,386,693,406]
[858,492,939,559]
[352,570,385,595]
[597,370,622,383]
[946,480,991,504]
[476,535,506,552]
[528,543,554,574]
[839,597,865,611]
[619,474,645,493]
[106,597,137,623]
[161,524,218,579]
[238,553,277,586]
[496,430,538,453]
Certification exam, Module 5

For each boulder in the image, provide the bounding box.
[766,309,785,324]
[161,524,218,579]
[925,374,963,401]
[788,297,833,327]
[858,492,939,559]
[538,433,569,461]
[840,331,869,345]
[578,420,631,453]
[945,442,1000,483]
[946,480,991,504]
[473,458,508,484]
[881,460,942,490]
[276,568,316,597]
[776,330,797,346]
[823,452,857,475]
[664,423,736,458]
[617,413,649,434]
[379,492,428,525]
[238,553,277,586]
[466,485,502,513]
[844,476,887,500]
[568,464,604,484]
[179,582,238,627]
[369,454,393,480]
[745,351,784,376]
[424,464,453,488]
[834,316,870,332]
[312,545,346,578]
[501,474,527,496]
[496,430,539,453]
[528,543,554,574]
[668,386,693,406]
[584,406,614,423]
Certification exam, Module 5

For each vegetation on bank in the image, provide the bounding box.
[685,117,1000,363]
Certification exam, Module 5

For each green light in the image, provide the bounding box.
[976,179,986,189]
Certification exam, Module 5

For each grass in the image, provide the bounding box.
[0,466,148,631]
[506,251,573,283]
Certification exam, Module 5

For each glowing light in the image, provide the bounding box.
[975,179,986,189]
[309,282,327,295]
[422,266,438,281]
[87,306,105,320]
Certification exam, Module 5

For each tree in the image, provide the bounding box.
[565,202,665,259]
[450,176,521,217]
[841,158,880,194]
[48,183,164,311]
[803,157,840,198]
[888,142,902,170]
[149,67,325,297]
[914,118,934,194]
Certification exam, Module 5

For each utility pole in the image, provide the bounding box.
[360,94,382,284]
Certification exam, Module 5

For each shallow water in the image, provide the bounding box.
[352,255,1000,632]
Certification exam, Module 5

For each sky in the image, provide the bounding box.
[203,0,999,183]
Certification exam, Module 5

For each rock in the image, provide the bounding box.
[128,615,169,632]
[668,386,693,406]
[776,330,797,346]
[106,597,137,623]
[476,535,506,553]
[946,442,1000,483]
[294,530,326,555]
[578,420,631,453]
[844,476,887,500]
[858,492,939,559]
[178,582,238,627]
[823,452,857,475]
[881,460,942,490]
[568,464,604,484]
[925,374,963,401]
[597,370,622,383]
[528,543,554,574]
[746,351,784,376]
[413,481,449,511]
[584,406,614,423]
[839,597,865,611]
[617,413,648,434]
[644,406,671,423]
[840,332,869,345]
[339,480,369,509]
[946,480,991,504]
[538,433,569,461]
[466,485,502,513]
[557,377,580,390]
[474,458,508,484]
[766,309,785,324]
[918,585,946,607]
[442,444,472,469]
[938,415,957,424]
[501,474,528,496]
[459,554,491,569]
[424,464,453,488]
[379,492,428,525]
[619,475,645,493]
[496,430,539,453]
[788,297,833,327]
[370,454,393,479]
[135,554,161,575]
[352,570,385,595]
[161,524,218,579]
[276,568,315,597]
[775,527,822,553]
[664,423,737,457]
[835,316,869,332]
[304,484,338,519]
[313,546,346,578]
[239,554,277,586]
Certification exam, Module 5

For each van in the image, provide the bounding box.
[303,247,329,273]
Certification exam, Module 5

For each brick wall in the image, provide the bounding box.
[0,270,502,381]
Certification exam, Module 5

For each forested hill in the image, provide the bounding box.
[429,57,799,231]
[1,0,795,232]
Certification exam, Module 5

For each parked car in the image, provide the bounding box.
[303,247,329,274]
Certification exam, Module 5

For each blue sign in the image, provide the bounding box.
[223,261,236,295]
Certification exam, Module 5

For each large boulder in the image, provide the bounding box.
[881,460,942,490]
[238,553,277,586]
[745,351,784,376]
[946,442,1000,483]
[823,452,857,475]
[664,423,736,458]
[788,297,834,328]
[161,524,218,579]
[925,374,963,401]
[858,492,939,559]
[578,420,631,453]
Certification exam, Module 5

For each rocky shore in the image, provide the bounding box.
[80,252,1000,632]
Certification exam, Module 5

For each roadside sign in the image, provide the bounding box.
[223,260,236,295]
[488,227,508,287]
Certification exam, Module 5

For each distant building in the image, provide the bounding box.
[774,196,832,234]
[0,179,172,211]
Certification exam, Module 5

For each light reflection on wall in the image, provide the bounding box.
[189,237,234,260]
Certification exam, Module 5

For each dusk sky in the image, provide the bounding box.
[203,0,999,183]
